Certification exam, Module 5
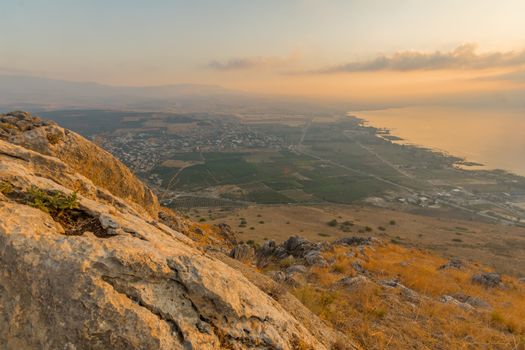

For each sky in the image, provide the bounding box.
[2,0,525,102]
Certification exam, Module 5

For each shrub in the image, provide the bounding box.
[331,263,345,274]
[389,220,396,225]
[46,131,63,145]
[365,226,373,232]
[26,186,79,217]
[199,218,206,222]
[0,181,13,195]
[327,219,338,227]
[280,255,295,268]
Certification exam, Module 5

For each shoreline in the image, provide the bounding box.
[350,112,525,178]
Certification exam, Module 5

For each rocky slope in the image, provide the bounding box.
[0,112,351,350]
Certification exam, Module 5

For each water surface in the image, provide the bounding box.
[356,106,525,176]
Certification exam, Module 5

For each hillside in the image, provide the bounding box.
[0,111,350,349]
[0,111,524,350]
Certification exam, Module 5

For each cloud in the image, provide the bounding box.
[318,44,525,73]
[208,53,300,71]
[483,69,525,84]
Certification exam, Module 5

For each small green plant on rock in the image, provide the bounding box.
[26,186,79,217]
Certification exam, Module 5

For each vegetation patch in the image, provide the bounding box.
[0,181,13,195]
[6,185,109,237]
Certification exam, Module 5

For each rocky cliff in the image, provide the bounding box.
[0,112,349,349]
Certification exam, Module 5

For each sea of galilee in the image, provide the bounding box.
[357,106,525,176]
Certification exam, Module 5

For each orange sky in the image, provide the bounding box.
[2,1,525,103]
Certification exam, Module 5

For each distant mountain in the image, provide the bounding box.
[0,75,243,111]
[0,74,359,115]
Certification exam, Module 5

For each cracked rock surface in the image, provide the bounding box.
[0,112,335,350]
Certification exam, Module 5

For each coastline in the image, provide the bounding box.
[350,108,525,177]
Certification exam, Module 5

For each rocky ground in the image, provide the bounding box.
[226,235,525,349]
[0,111,354,350]
[1,111,524,350]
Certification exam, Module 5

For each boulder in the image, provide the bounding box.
[304,250,328,267]
[338,275,372,290]
[471,272,502,288]
[380,279,420,303]
[283,236,317,257]
[216,223,238,245]
[450,294,490,309]
[229,243,255,263]
[352,260,367,274]
[439,258,464,270]
[286,265,308,275]
[440,295,474,311]
[334,236,372,246]
[267,271,287,284]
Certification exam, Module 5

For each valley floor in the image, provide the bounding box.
[191,204,525,276]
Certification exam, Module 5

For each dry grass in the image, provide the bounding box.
[290,242,525,350]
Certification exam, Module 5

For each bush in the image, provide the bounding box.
[327,219,338,227]
[46,131,63,145]
[0,181,13,195]
[279,255,295,268]
[26,186,79,217]
[389,220,396,225]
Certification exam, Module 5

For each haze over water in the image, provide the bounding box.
[357,106,525,176]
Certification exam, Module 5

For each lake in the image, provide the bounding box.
[355,106,525,176]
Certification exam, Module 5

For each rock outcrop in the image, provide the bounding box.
[0,112,344,349]
[471,272,502,288]
[0,111,158,216]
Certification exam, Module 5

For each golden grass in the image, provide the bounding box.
[289,242,525,350]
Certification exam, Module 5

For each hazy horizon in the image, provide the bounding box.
[2,0,525,104]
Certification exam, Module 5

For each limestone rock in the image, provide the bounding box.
[439,258,464,270]
[0,111,158,216]
[334,236,372,246]
[0,114,340,350]
[338,275,373,291]
[229,243,255,263]
[450,294,491,309]
[471,272,502,288]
